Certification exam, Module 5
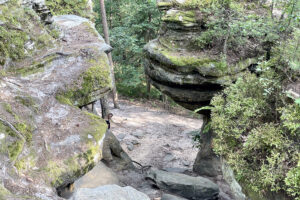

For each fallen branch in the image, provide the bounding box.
[0,117,25,141]
[132,160,152,173]
[0,117,26,165]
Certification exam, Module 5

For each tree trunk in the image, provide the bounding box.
[100,96,110,119]
[100,0,120,109]
[146,75,151,99]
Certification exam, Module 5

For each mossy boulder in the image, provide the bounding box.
[45,0,94,19]
[56,55,111,107]
[0,1,56,67]
[144,3,262,113]
[162,9,197,27]
[0,3,111,199]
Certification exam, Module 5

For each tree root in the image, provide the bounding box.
[132,160,152,173]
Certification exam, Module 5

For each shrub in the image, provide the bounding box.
[210,64,299,198]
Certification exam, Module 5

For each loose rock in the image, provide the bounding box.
[117,133,126,140]
[132,131,144,139]
[70,184,150,200]
[163,153,175,162]
[162,194,188,200]
[127,143,134,151]
[146,168,219,200]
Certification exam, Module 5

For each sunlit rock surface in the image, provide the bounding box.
[70,184,151,200]
[0,1,111,199]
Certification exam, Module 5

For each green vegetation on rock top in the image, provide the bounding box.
[45,0,93,19]
[0,2,56,72]
[162,10,197,25]
[56,55,111,106]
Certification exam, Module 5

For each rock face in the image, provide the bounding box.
[102,131,135,171]
[144,1,259,112]
[70,184,150,200]
[193,129,222,177]
[0,1,112,199]
[73,162,120,193]
[162,193,188,200]
[146,168,219,200]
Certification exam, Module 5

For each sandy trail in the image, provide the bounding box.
[96,98,203,172]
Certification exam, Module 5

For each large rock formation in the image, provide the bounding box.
[144,0,260,112]
[144,1,267,199]
[0,1,112,199]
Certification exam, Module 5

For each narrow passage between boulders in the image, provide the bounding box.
[95,98,203,198]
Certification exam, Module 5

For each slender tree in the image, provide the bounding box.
[100,0,120,108]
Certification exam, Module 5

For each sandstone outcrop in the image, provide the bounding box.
[144,0,261,112]
[0,1,112,199]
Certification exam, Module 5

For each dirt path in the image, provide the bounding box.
[93,98,235,200]
[96,98,203,172]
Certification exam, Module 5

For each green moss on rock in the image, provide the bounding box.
[0,2,57,70]
[157,1,174,8]
[0,3,28,63]
[56,95,73,106]
[162,10,197,26]
[153,46,256,77]
[14,54,58,76]
[7,140,24,162]
[45,0,93,19]
[15,95,38,113]
[56,56,111,106]
[84,111,107,142]
[44,111,107,187]
[0,185,10,200]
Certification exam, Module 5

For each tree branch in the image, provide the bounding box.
[0,117,25,142]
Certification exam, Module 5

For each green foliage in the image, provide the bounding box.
[93,0,161,98]
[45,0,92,18]
[280,104,300,136]
[285,160,300,200]
[115,63,161,98]
[210,53,299,198]
[278,28,300,73]
[193,3,281,62]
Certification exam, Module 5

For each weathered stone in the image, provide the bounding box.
[0,4,111,199]
[162,193,188,200]
[70,184,150,200]
[193,129,222,177]
[162,167,187,173]
[182,160,190,166]
[221,159,246,200]
[102,131,135,171]
[132,131,144,139]
[163,153,176,162]
[131,139,140,145]
[146,168,219,200]
[144,2,260,113]
[117,133,126,140]
[127,142,134,151]
[74,161,120,190]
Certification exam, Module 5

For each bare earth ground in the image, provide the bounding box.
[95,97,203,199]
[97,98,203,171]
